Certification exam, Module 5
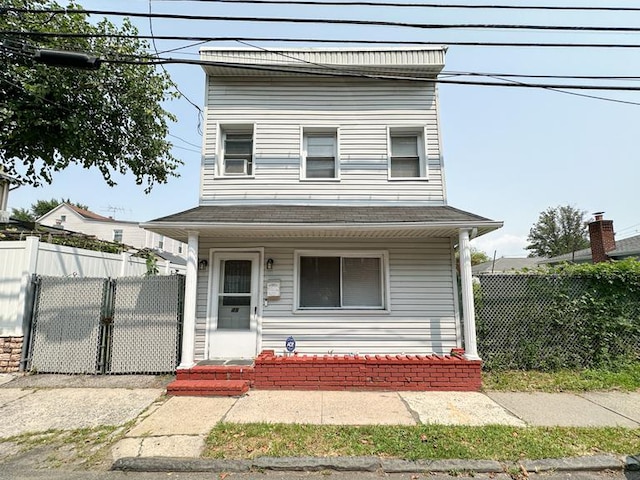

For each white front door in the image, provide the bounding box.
[208,252,260,359]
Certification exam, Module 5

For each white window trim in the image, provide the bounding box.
[293,250,390,314]
[387,126,429,181]
[300,126,341,181]
[216,123,256,178]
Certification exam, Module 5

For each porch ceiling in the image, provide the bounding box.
[142,205,503,243]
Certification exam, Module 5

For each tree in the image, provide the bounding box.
[0,1,181,192]
[526,205,590,258]
[11,197,88,221]
[455,246,491,268]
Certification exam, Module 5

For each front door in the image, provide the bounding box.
[208,252,260,359]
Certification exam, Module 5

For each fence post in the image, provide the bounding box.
[17,236,39,336]
[120,252,130,277]
[459,229,480,361]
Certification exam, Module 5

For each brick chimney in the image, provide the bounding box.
[588,212,616,263]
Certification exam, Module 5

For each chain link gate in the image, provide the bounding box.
[27,275,184,374]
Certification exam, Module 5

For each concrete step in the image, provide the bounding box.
[166,379,250,397]
[176,365,255,382]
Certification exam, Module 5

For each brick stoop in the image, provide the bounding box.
[167,350,482,396]
[167,379,250,396]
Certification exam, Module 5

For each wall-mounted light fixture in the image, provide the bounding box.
[266,258,274,270]
[198,259,208,271]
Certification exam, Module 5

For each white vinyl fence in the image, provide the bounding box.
[0,236,185,337]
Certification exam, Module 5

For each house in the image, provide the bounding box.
[0,171,20,223]
[144,47,503,392]
[472,256,541,275]
[38,203,187,258]
[541,213,639,265]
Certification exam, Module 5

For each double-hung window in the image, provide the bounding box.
[113,229,123,243]
[389,127,427,179]
[302,128,338,179]
[296,252,386,310]
[220,125,254,176]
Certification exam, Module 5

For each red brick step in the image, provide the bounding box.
[167,379,250,397]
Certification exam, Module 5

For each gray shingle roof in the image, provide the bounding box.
[149,205,494,225]
[472,257,541,274]
[542,233,640,264]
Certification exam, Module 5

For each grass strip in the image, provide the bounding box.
[482,362,640,392]
[204,423,640,461]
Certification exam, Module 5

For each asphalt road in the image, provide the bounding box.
[1,470,638,480]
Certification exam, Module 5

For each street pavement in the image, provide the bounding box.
[0,373,638,474]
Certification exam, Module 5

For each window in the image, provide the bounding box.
[220,125,254,176]
[60,215,66,222]
[158,235,164,250]
[178,245,183,254]
[113,229,123,243]
[302,128,338,179]
[389,128,427,178]
[297,253,385,310]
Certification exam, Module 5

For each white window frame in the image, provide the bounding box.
[300,126,340,181]
[387,126,429,180]
[217,124,256,178]
[113,229,123,243]
[293,250,390,314]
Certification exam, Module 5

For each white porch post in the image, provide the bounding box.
[179,230,199,369]
[458,228,480,361]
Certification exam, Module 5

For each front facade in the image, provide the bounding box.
[145,48,502,370]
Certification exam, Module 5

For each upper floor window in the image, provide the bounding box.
[302,127,338,179]
[158,235,164,250]
[113,229,123,243]
[388,127,427,179]
[220,125,254,177]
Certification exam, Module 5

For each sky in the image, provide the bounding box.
[7,0,640,257]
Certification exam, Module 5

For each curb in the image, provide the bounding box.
[112,454,640,473]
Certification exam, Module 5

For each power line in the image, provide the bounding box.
[147,0,204,134]
[84,0,640,12]
[5,32,640,49]
[99,56,640,93]
[8,8,640,33]
[168,133,201,149]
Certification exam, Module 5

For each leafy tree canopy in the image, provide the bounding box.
[526,205,590,258]
[11,197,88,221]
[0,1,181,192]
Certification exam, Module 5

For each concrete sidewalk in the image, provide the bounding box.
[0,374,638,473]
[112,389,640,461]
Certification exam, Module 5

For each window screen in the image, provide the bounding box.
[305,133,336,178]
[390,134,420,177]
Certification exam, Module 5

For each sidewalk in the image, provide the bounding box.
[0,374,638,474]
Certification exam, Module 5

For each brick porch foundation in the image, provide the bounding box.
[169,349,482,395]
[0,336,23,373]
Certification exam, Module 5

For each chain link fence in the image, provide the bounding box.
[27,275,184,374]
[475,274,640,370]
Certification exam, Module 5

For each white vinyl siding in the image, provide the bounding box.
[201,78,444,204]
[193,238,458,359]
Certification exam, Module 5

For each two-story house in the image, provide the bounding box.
[145,47,502,393]
[39,203,187,258]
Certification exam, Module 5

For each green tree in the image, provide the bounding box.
[526,205,590,258]
[0,1,181,192]
[455,246,491,267]
[11,197,88,221]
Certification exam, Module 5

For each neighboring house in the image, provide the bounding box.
[38,203,187,258]
[144,47,502,372]
[472,257,541,275]
[0,172,20,223]
[542,213,640,265]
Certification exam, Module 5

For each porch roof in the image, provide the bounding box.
[142,205,502,242]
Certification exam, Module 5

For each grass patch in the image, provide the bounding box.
[482,362,640,392]
[204,423,640,461]
[0,423,128,469]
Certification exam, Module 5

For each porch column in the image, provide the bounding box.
[179,230,199,369]
[458,228,480,361]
